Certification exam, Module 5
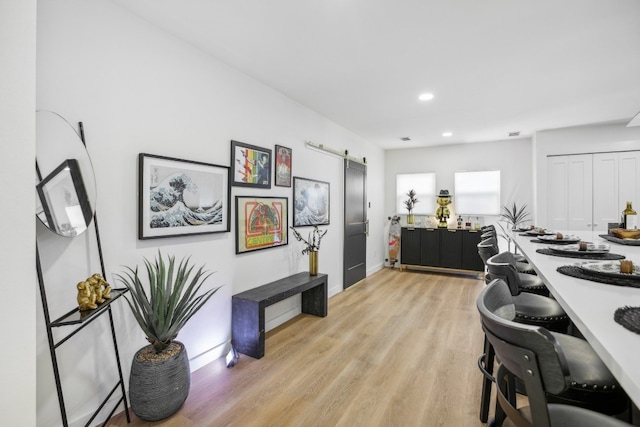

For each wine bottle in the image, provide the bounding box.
[623,201,637,230]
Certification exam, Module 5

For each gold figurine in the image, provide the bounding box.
[76,273,112,311]
[77,281,97,311]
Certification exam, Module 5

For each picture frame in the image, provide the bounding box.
[138,153,230,239]
[230,140,272,188]
[274,145,292,187]
[235,196,288,254]
[36,158,93,237]
[293,177,330,227]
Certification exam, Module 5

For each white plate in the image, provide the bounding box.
[578,261,640,281]
[537,234,581,243]
[548,243,610,255]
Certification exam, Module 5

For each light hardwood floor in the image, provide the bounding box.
[110,268,488,426]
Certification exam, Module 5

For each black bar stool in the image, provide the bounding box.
[477,279,629,426]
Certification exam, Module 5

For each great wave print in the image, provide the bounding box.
[149,172,223,229]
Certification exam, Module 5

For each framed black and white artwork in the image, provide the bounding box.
[293,177,330,227]
[138,153,230,239]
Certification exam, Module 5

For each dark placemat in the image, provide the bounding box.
[520,233,554,237]
[536,248,625,260]
[614,306,640,334]
[557,265,640,289]
[530,238,575,244]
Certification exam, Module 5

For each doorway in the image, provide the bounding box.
[343,159,367,289]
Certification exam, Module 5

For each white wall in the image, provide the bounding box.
[534,122,640,226]
[0,1,37,425]
[36,0,384,425]
[385,139,534,248]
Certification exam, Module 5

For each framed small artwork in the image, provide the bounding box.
[293,177,330,227]
[138,153,230,239]
[36,158,93,237]
[274,145,292,187]
[235,196,288,254]
[230,140,272,188]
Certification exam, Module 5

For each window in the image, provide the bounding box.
[396,173,436,215]
[454,170,501,215]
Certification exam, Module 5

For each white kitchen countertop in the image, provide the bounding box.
[511,230,640,406]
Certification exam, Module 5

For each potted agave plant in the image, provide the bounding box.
[291,225,328,275]
[115,251,220,421]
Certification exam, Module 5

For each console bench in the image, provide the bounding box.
[232,272,328,359]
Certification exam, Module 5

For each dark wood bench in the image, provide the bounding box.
[232,272,328,359]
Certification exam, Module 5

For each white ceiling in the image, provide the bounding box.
[110,0,640,150]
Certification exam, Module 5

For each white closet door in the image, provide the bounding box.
[593,152,619,232]
[618,151,640,214]
[567,154,593,231]
[547,156,569,230]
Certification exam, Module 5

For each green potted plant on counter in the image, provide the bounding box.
[404,189,419,225]
[115,251,220,421]
[500,202,531,230]
[498,202,531,251]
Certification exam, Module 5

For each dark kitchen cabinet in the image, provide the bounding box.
[462,230,485,271]
[420,228,440,267]
[400,227,483,273]
[440,229,463,268]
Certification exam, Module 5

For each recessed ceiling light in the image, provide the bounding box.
[442,132,453,137]
[399,136,411,141]
[508,131,520,137]
[418,93,434,101]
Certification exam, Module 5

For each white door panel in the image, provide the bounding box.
[567,154,592,231]
[619,151,640,215]
[546,151,638,232]
[593,153,619,232]
[547,156,569,230]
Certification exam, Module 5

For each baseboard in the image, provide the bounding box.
[188,339,230,371]
[265,306,301,332]
[367,262,384,276]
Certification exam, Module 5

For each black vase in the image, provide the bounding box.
[129,341,190,421]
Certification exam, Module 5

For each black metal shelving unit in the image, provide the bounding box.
[36,120,130,427]
[36,255,130,426]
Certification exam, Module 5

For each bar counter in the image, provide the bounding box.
[511,230,640,407]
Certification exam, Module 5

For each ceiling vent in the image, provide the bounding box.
[399,136,411,142]
[508,131,520,137]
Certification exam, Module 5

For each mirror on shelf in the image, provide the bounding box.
[36,110,96,237]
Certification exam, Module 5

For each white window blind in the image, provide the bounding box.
[396,173,436,215]
[454,170,501,215]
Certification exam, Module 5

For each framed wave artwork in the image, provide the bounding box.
[293,177,330,227]
[138,153,230,239]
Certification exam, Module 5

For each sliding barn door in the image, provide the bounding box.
[343,159,367,289]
